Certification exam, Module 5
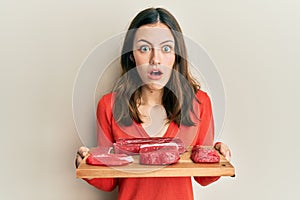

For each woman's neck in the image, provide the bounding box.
[140,86,163,106]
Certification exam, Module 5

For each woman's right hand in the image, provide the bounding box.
[75,146,89,168]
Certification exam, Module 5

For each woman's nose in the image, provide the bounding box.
[150,48,161,65]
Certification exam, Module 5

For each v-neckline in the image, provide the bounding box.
[134,120,174,138]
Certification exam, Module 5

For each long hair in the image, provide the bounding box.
[113,7,200,127]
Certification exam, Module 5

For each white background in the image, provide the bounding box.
[1,0,300,199]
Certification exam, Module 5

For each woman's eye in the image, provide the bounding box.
[162,45,172,53]
[140,45,150,52]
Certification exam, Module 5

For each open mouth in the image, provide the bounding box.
[148,69,163,80]
[150,70,162,76]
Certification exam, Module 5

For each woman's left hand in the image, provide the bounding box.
[214,142,231,161]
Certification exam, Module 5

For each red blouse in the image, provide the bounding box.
[85,90,220,200]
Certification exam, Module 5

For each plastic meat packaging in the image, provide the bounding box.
[86,148,133,166]
[114,137,186,155]
[139,143,180,165]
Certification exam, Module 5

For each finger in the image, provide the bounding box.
[219,146,229,158]
[218,144,226,155]
[76,154,83,168]
[225,151,231,161]
[214,142,221,151]
[78,146,89,158]
[217,143,232,161]
[220,149,227,157]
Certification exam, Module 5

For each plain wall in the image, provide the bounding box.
[1,0,300,199]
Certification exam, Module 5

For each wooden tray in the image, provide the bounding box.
[76,149,235,178]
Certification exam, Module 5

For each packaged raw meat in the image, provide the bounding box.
[139,143,180,165]
[190,145,220,163]
[113,143,140,155]
[86,148,133,166]
[114,137,186,155]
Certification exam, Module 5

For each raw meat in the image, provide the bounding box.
[139,143,180,165]
[113,143,140,155]
[190,145,220,163]
[114,137,186,155]
[86,148,133,166]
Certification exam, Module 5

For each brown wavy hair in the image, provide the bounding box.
[113,7,200,127]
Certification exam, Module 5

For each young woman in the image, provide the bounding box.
[76,7,231,200]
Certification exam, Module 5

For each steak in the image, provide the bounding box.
[86,148,133,166]
[190,145,220,163]
[139,143,180,165]
[114,137,186,155]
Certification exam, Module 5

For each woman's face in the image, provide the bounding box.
[133,23,175,91]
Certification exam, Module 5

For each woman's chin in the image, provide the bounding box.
[145,83,165,91]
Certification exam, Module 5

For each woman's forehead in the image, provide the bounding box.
[134,23,174,44]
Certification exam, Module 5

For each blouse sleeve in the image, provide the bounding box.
[83,94,118,191]
[193,91,221,186]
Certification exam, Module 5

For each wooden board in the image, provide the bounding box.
[76,149,235,178]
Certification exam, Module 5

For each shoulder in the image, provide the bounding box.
[99,92,114,103]
[96,93,116,119]
[97,92,115,109]
[98,92,117,103]
[195,90,211,103]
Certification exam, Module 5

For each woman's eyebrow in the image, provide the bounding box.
[136,39,174,45]
[160,40,174,45]
[136,39,152,45]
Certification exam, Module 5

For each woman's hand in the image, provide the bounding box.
[75,146,89,168]
[214,142,231,161]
